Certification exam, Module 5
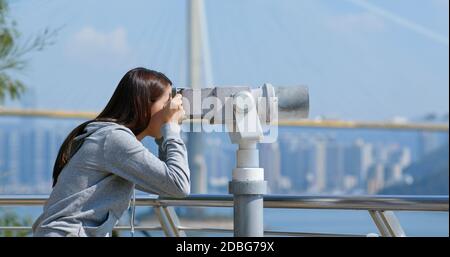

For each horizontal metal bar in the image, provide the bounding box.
[0,194,448,211]
[113,226,162,231]
[0,226,33,231]
[177,227,232,233]
[263,230,365,237]
[261,195,449,211]
[177,226,364,237]
[0,226,162,231]
[1,108,448,131]
[0,226,366,237]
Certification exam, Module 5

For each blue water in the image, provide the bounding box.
[264,209,449,237]
[3,206,447,237]
[180,207,449,237]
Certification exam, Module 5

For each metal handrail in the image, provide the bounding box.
[1,194,448,211]
[0,194,448,237]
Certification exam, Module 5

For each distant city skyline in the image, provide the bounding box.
[1,117,447,195]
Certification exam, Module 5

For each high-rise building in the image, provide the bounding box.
[344,139,373,189]
[367,163,385,194]
[381,146,412,188]
[33,129,55,192]
[3,129,20,192]
[260,141,282,193]
[418,131,440,159]
[293,142,311,193]
[325,140,344,192]
[279,133,310,193]
[309,137,327,193]
[0,131,6,190]
[19,130,37,190]
[204,137,225,192]
[387,146,412,167]
[42,129,57,187]
[384,163,404,187]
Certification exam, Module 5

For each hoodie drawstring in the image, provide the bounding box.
[130,186,136,237]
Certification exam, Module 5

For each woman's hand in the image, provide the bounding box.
[162,93,185,124]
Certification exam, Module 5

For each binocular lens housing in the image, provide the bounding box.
[170,85,309,123]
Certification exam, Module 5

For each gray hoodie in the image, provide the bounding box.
[32,121,190,237]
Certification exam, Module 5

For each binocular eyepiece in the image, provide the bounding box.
[172,87,185,98]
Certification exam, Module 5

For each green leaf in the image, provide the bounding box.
[0,0,58,102]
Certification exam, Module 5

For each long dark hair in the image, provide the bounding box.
[52,67,172,187]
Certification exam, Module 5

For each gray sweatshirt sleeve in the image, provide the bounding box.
[103,123,190,198]
[155,136,166,162]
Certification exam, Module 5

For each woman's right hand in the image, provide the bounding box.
[162,93,185,124]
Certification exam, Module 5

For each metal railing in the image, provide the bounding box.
[0,194,448,237]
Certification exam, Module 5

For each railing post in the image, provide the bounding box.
[162,206,186,237]
[379,211,406,237]
[155,206,176,237]
[369,210,391,236]
[369,210,406,237]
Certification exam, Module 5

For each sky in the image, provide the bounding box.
[5,0,450,121]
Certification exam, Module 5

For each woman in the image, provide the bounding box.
[32,67,190,237]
